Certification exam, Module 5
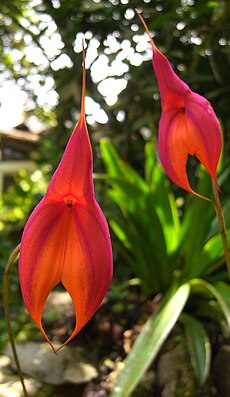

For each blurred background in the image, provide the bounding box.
[0,0,230,396]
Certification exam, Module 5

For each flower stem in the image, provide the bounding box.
[212,179,230,280]
[3,244,29,397]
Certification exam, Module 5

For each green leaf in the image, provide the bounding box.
[191,279,230,329]
[109,218,131,249]
[111,281,190,397]
[144,141,156,185]
[100,140,180,294]
[180,169,215,274]
[100,140,148,192]
[100,139,123,177]
[198,231,230,276]
[181,313,211,383]
[213,282,230,328]
[150,164,180,254]
[143,144,180,255]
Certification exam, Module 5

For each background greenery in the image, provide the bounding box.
[1,0,230,282]
[1,0,230,396]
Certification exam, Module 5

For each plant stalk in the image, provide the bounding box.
[3,244,29,397]
[212,179,230,281]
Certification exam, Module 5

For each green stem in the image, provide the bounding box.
[3,244,29,397]
[212,179,230,281]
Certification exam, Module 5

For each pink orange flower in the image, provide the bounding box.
[19,50,113,352]
[138,12,222,200]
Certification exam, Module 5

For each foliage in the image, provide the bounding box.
[112,280,191,397]
[1,1,230,396]
[1,0,230,167]
[100,139,230,290]
[0,168,48,295]
[99,140,180,296]
[1,0,230,240]
[99,140,230,395]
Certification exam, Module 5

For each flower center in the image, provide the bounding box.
[63,195,77,210]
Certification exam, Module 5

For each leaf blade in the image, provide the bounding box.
[181,313,211,383]
[111,282,191,397]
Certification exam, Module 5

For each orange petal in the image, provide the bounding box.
[47,45,92,200]
[19,194,112,352]
[19,46,113,351]
[137,11,222,198]
[19,197,67,350]
[158,108,210,200]
[58,198,112,349]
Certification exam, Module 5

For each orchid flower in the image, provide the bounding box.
[138,13,222,200]
[19,49,113,352]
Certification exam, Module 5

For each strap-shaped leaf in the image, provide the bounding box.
[197,231,230,276]
[145,142,180,255]
[180,170,214,270]
[144,141,156,185]
[191,279,230,329]
[111,282,190,397]
[100,139,148,192]
[181,313,211,383]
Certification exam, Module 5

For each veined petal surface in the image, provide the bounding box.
[19,194,112,350]
[47,117,93,200]
[137,12,222,198]
[19,49,113,351]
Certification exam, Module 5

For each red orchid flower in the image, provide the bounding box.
[138,12,222,200]
[19,49,113,353]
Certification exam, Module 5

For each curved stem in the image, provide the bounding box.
[3,244,29,397]
[212,179,230,281]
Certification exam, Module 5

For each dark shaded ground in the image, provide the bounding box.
[2,283,230,397]
[34,287,230,397]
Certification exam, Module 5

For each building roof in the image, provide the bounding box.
[0,122,44,143]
